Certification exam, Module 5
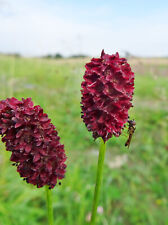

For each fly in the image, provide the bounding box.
[125,119,136,148]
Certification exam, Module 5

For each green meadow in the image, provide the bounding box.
[0,55,168,225]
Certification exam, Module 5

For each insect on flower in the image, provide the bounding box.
[125,119,136,148]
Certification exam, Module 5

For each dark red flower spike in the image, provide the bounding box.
[81,50,134,142]
[0,97,66,188]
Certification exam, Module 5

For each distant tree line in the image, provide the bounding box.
[69,54,88,58]
[0,52,89,59]
[43,53,88,59]
[0,52,21,57]
[44,53,63,59]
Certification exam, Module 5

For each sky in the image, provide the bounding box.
[0,0,168,57]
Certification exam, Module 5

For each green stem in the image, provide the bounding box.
[90,138,106,225]
[45,186,54,225]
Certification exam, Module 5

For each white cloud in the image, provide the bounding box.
[0,0,168,57]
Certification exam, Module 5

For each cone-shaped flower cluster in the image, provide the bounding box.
[81,50,134,142]
[0,97,66,188]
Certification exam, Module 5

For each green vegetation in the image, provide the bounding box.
[0,55,168,225]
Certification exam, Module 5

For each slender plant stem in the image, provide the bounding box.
[45,186,54,225]
[90,138,106,225]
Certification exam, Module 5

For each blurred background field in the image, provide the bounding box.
[0,55,168,225]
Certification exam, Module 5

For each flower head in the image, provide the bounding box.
[81,50,134,142]
[0,97,66,188]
